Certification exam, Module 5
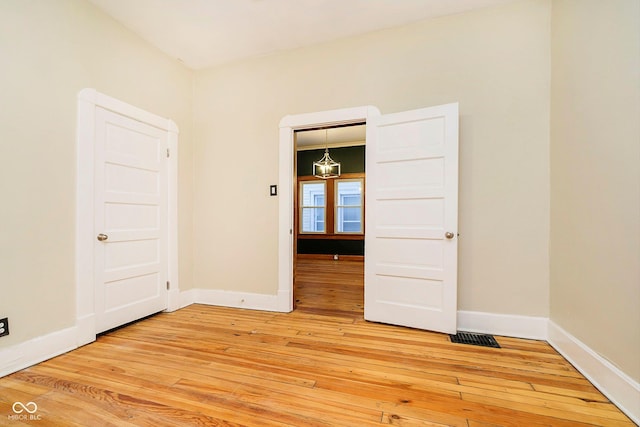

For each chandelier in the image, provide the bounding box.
[312,129,341,179]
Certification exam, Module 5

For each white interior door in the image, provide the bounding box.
[364,103,458,334]
[94,106,169,333]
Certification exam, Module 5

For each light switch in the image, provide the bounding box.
[270,185,277,196]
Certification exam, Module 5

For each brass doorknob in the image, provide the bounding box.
[445,232,455,239]
[97,233,108,242]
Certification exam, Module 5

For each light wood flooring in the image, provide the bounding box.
[0,259,634,426]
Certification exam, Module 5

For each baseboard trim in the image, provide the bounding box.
[457,310,548,340]
[178,289,197,309]
[548,321,639,425]
[166,288,183,312]
[296,254,364,262]
[0,326,78,378]
[75,314,96,347]
[195,289,291,313]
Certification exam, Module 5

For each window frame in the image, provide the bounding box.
[334,178,364,235]
[299,180,327,234]
[296,173,365,239]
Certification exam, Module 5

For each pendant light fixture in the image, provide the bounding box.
[313,129,341,179]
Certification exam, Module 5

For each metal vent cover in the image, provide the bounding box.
[449,332,500,348]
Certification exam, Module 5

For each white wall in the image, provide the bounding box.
[0,0,194,348]
[192,0,551,316]
[550,0,640,382]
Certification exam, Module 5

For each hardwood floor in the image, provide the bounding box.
[0,259,634,426]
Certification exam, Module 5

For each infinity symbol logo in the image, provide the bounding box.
[12,401,38,414]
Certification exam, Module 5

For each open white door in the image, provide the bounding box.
[364,103,458,334]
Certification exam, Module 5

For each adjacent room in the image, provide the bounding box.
[0,0,638,425]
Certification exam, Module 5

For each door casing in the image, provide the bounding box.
[278,106,381,312]
[76,88,180,346]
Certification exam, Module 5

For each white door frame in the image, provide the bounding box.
[75,88,180,346]
[277,106,381,311]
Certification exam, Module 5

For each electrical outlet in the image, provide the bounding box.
[0,317,8,337]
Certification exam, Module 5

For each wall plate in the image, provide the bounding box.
[0,318,9,337]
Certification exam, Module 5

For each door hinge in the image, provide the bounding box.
[166,148,170,158]
[166,281,170,290]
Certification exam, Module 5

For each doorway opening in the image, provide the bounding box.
[293,123,366,314]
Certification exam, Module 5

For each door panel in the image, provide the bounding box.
[94,107,168,333]
[365,103,458,334]
[375,276,444,309]
[104,273,160,311]
[377,198,445,236]
[377,158,445,196]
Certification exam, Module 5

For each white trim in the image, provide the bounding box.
[77,88,178,132]
[278,106,381,313]
[279,107,379,129]
[166,120,180,312]
[548,321,640,425]
[195,289,291,312]
[179,289,197,309]
[75,314,96,348]
[0,326,77,378]
[75,88,180,344]
[457,310,548,340]
[76,90,96,347]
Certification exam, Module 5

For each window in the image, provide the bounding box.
[300,181,325,233]
[298,177,364,235]
[335,180,362,233]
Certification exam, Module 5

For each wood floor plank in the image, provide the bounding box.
[16,365,290,426]
[462,392,632,426]
[0,259,634,426]
[176,378,385,427]
[531,382,610,402]
[380,412,454,426]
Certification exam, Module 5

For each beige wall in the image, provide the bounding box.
[0,0,194,347]
[193,0,551,316]
[550,0,640,381]
[2,0,638,394]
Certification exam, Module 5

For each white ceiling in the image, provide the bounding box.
[89,0,514,70]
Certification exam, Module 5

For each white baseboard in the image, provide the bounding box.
[166,288,183,312]
[457,310,548,340]
[548,321,640,425]
[0,326,78,378]
[75,314,96,347]
[194,289,291,312]
[177,289,197,309]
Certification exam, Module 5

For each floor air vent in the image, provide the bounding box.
[449,332,500,348]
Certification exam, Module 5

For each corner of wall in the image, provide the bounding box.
[548,320,640,424]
